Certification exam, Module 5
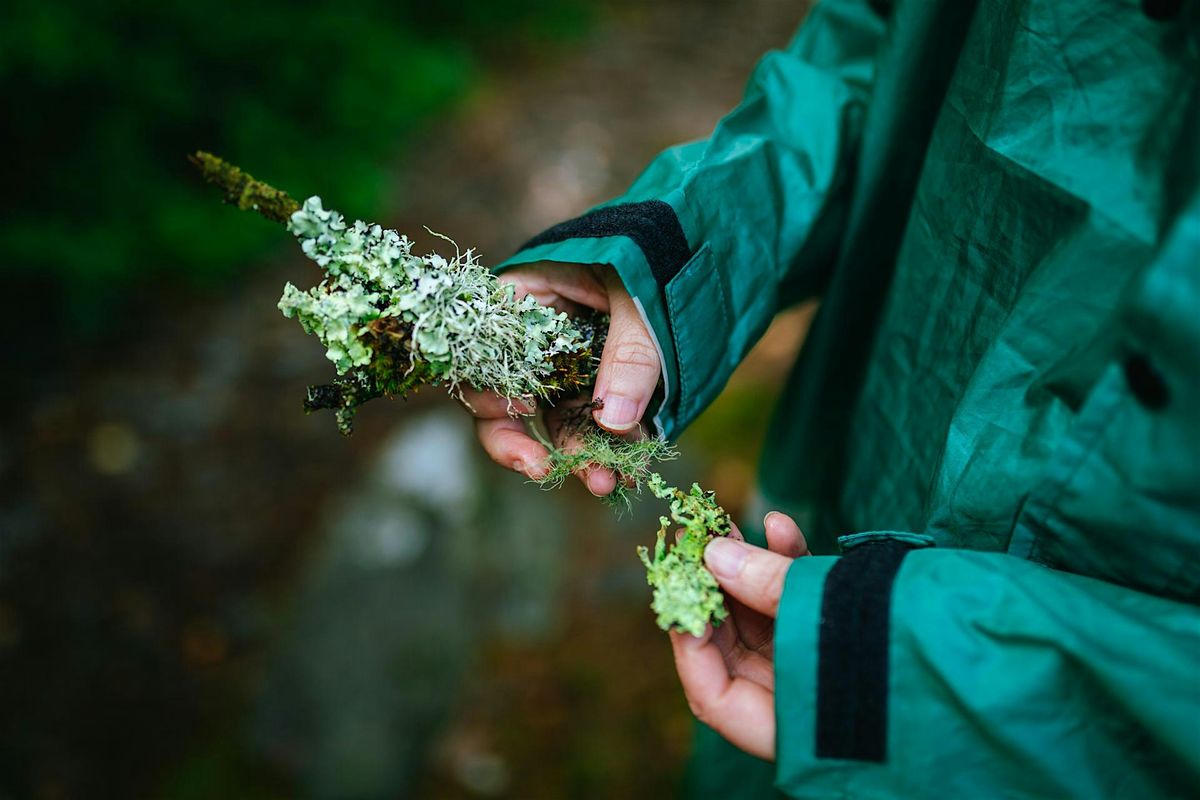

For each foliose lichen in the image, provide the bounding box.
[638,474,732,636]
[279,196,586,400]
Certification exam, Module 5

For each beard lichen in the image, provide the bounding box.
[192,151,734,635]
[538,426,679,512]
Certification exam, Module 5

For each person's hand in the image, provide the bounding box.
[461,261,661,496]
[669,512,810,761]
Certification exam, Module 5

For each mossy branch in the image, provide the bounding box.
[188,151,300,224]
[188,152,605,429]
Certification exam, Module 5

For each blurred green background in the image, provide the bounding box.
[1,0,593,335]
[0,1,809,798]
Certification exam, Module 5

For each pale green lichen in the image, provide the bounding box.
[278,279,379,373]
[638,473,732,636]
[278,196,585,399]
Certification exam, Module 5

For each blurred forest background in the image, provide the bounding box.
[0,0,811,797]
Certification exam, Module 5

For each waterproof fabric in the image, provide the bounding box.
[500,0,1200,796]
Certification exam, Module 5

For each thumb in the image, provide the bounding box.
[592,271,661,433]
[703,538,792,619]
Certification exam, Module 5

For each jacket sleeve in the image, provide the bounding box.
[773,541,1200,799]
[774,183,1200,798]
[496,0,887,439]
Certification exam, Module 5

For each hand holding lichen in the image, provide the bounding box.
[192,152,734,636]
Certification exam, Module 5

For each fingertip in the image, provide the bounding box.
[522,456,549,481]
[477,418,550,478]
[669,624,713,650]
[591,400,641,434]
[584,467,617,497]
[764,511,806,557]
[704,537,749,580]
[707,539,791,618]
[511,395,537,415]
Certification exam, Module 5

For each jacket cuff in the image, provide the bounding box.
[774,533,933,798]
[774,554,838,794]
[497,199,729,439]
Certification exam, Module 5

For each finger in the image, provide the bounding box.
[669,629,775,761]
[724,515,782,652]
[725,644,775,691]
[715,526,777,653]
[475,416,549,480]
[542,401,619,496]
[711,617,774,689]
[499,262,610,314]
[726,595,774,654]
[460,388,535,419]
[581,465,617,497]
[764,511,809,557]
[703,539,792,619]
[591,271,661,434]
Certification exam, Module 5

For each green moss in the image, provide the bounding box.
[188,152,301,224]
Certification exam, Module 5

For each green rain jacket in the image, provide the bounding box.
[501,0,1200,796]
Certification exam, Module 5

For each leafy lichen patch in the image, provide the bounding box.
[280,196,587,400]
[638,475,731,636]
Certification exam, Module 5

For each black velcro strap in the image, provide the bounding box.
[517,200,692,287]
[815,540,914,762]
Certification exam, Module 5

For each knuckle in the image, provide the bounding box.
[474,420,492,445]
[686,695,710,725]
[608,339,659,371]
[765,561,790,612]
[481,440,509,468]
[476,423,509,457]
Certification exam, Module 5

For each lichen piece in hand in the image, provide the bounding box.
[637,473,732,636]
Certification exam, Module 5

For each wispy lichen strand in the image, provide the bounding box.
[539,427,678,512]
